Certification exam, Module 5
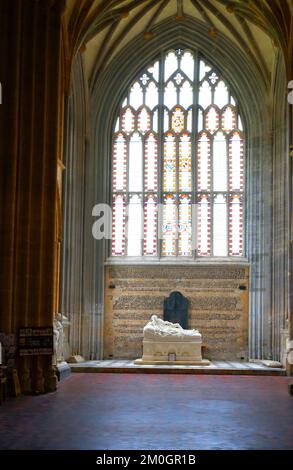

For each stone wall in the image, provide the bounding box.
[104,264,249,361]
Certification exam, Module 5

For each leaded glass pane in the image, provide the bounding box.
[213,194,228,256]
[163,133,176,192]
[213,131,227,191]
[144,195,157,255]
[214,81,229,109]
[164,81,177,109]
[187,109,192,132]
[197,132,211,191]
[127,195,142,256]
[179,195,192,256]
[197,108,203,132]
[205,106,219,133]
[229,194,243,256]
[145,133,157,192]
[112,194,125,255]
[129,82,143,109]
[145,81,158,109]
[162,194,177,256]
[153,109,158,132]
[165,51,178,81]
[122,107,135,134]
[138,107,151,133]
[181,51,194,80]
[199,60,211,81]
[229,132,244,191]
[171,107,184,133]
[179,81,193,109]
[197,194,211,256]
[129,133,142,192]
[199,81,212,109]
[164,109,169,132]
[148,61,159,82]
[113,133,126,191]
[179,133,192,191]
[222,106,235,133]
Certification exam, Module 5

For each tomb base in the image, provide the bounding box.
[134,338,210,366]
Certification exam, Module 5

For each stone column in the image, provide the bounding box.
[0,0,65,393]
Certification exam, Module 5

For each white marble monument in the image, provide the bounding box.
[134,315,210,365]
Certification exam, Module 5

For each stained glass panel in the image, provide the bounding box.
[129,82,143,109]
[145,133,157,192]
[172,107,184,133]
[187,110,192,132]
[214,81,229,109]
[222,106,236,132]
[148,61,159,82]
[197,194,211,256]
[129,133,142,191]
[229,194,243,256]
[164,81,177,109]
[205,106,219,133]
[229,132,244,191]
[199,60,211,81]
[179,133,192,192]
[198,81,212,109]
[181,51,194,80]
[145,82,158,109]
[163,133,176,192]
[179,81,193,109]
[122,107,135,134]
[112,194,125,255]
[144,195,157,255]
[162,194,177,256]
[197,132,211,191]
[179,195,192,256]
[213,131,227,191]
[112,49,245,259]
[153,109,158,133]
[213,194,228,256]
[138,107,151,133]
[127,195,142,256]
[113,133,126,191]
[165,51,178,81]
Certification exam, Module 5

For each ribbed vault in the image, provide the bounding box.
[63,0,293,88]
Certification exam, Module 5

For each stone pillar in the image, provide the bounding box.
[0,0,65,393]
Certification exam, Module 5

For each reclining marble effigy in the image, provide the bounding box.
[134,315,210,365]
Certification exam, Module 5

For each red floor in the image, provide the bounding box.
[0,373,292,450]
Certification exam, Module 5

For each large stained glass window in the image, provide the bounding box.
[112,49,244,258]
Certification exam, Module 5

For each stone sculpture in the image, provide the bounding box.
[134,315,210,366]
[144,315,199,339]
[53,313,70,363]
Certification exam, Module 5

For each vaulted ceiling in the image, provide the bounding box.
[64,0,293,86]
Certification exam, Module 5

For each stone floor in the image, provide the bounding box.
[69,359,286,376]
[0,373,292,450]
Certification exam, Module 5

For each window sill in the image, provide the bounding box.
[105,256,249,266]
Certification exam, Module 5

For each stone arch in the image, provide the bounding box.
[63,16,288,362]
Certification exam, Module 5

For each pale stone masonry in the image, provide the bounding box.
[104,265,249,361]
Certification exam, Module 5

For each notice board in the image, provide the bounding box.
[19,327,53,356]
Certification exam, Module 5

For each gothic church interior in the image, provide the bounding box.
[0,0,292,451]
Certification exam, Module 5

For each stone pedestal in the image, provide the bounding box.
[135,337,209,365]
[134,315,210,366]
